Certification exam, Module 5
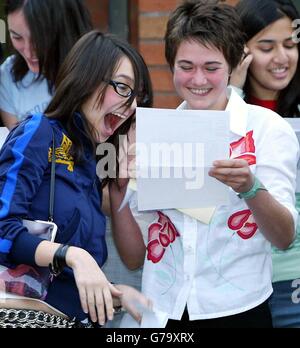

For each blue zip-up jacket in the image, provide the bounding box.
[0,113,107,320]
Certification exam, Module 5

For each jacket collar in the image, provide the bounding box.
[177,86,248,137]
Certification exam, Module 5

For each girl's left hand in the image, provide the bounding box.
[208,159,254,193]
[229,46,253,89]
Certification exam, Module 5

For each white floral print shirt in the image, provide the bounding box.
[122,88,299,328]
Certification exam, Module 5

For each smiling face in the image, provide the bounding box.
[173,40,230,110]
[7,9,39,74]
[81,56,137,143]
[247,16,299,100]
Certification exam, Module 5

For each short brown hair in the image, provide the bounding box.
[165,0,245,72]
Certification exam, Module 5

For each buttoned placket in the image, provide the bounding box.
[171,213,198,319]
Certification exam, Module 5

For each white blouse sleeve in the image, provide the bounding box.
[256,115,299,230]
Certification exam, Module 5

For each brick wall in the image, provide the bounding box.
[223,0,239,5]
[138,0,182,108]
[85,0,109,32]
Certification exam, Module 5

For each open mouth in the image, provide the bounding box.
[103,112,127,138]
[26,57,39,64]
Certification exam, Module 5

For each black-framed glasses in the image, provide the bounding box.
[109,80,133,98]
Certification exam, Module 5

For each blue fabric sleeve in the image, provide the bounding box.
[10,231,44,266]
[0,113,53,267]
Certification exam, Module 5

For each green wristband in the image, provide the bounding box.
[238,176,267,200]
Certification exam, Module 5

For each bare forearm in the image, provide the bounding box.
[35,241,91,268]
[34,240,62,267]
[246,191,295,249]
[209,159,295,249]
[1,111,19,130]
[109,181,145,269]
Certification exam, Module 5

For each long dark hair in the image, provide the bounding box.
[236,0,300,117]
[0,44,3,64]
[45,30,152,170]
[5,0,93,91]
[102,48,154,187]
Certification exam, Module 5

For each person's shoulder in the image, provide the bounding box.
[0,56,18,89]
[247,104,297,137]
[248,103,282,122]
[0,55,15,73]
[0,56,14,86]
[26,112,54,132]
[11,113,54,143]
[252,106,298,141]
[0,55,42,87]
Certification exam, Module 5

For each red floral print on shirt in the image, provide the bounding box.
[230,130,256,165]
[228,209,258,239]
[147,211,180,263]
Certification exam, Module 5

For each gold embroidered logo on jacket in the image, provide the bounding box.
[48,134,74,172]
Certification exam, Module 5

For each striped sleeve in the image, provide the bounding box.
[0,113,53,267]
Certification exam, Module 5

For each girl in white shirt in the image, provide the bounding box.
[230,0,300,328]
[110,0,299,328]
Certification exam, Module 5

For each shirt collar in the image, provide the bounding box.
[177,86,247,137]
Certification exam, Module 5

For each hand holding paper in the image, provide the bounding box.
[209,158,254,194]
[136,107,230,210]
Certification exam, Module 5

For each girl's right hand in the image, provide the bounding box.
[230,46,253,89]
[113,284,153,323]
[66,247,122,325]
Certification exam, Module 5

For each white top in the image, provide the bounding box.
[122,88,299,328]
[0,56,52,121]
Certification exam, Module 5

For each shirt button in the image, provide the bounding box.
[185,275,190,281]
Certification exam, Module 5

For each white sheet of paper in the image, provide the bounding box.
[285,118,300,193]
[136,107,230,210]
[0,127,9,150]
